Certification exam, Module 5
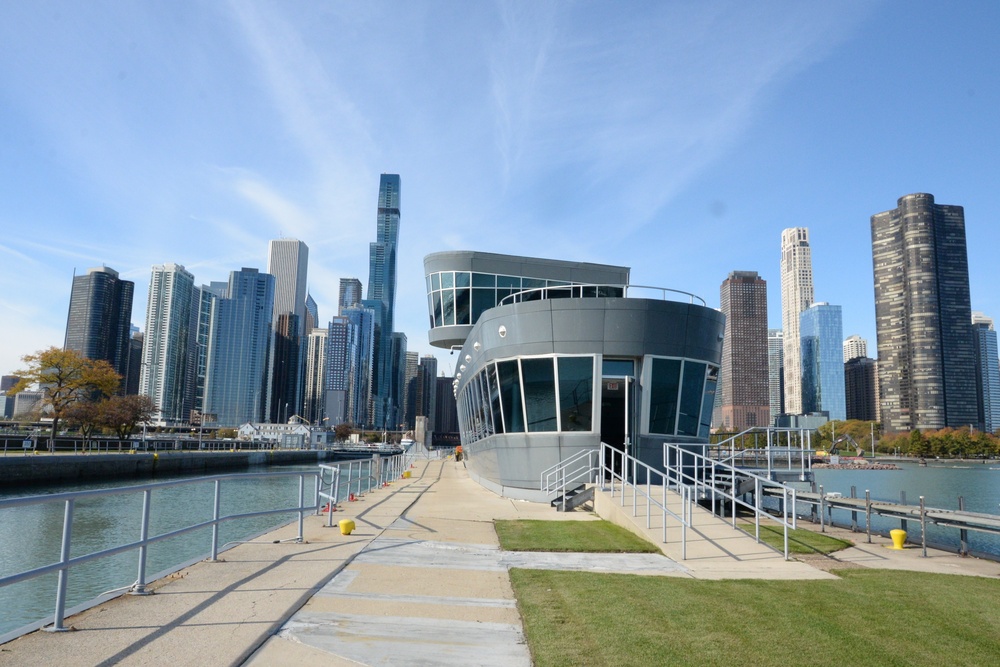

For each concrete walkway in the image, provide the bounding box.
[2,457,998,667]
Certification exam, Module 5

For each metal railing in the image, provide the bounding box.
[662,442,797,559]
[540,449,599,511]
[709,427,815,482]
[0,450,415,639]
[600,443,693,560]
[498,283,707,308]
[317,452,413,527]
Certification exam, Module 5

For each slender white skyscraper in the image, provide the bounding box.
[140,263,195,425]
[843,335,868,363]
[267,239,309,326]
[267,238,309,422]
[780,227,814,415]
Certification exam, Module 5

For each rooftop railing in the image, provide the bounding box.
[497,283,707,307]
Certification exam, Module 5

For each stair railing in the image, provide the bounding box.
[662,442,798,559]
[541,449,599,511]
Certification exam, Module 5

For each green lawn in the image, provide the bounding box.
[511,568,1000,667]
[738,521,854,555]
[495,519,660,553]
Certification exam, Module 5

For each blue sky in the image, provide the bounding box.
[2,1,999,379]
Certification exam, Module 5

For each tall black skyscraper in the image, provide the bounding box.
[64,266,134,390]
[871,193,977,432]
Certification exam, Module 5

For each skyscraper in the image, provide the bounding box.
[713,271,769,431]
[64,266,135,389]
[140,264,195,425]
[203,268,275,428]
[800,303,845,421]
[780,228,814,415]
[338,278,363,314]
[267,239,309,423]
[871,193,977,432]
[972,312,1000,433]
[367,174,403,428]
[843,335,868,363]
[340,304,377,428]
[767,329,784,423]
[303,327,328,424]
[844,356,878,422]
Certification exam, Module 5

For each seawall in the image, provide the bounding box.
[0,450,349,487]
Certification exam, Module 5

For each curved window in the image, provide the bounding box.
[558,357,593,431]
[677,361,706,436]
[497,360,524,433]
[521,358,557,432]
[648,358,681,435]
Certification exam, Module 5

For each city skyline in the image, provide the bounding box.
[4,3,1000,379]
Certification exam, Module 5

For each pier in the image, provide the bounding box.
[2,458,999,665]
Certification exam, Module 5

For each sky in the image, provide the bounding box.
[2,1,1000,379]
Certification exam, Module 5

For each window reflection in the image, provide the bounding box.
[648,358,681,434]
[558,357,593,431]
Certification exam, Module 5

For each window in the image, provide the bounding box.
[521,358,557,432]
[677,361,706,436]
[648,358,681,434]
[497,360,524,433]
[558,357,593,431]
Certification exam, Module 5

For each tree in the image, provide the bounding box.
[63,400,103,451]
[334,422,354,442]
[100,395,154,450]
[9,347,121,449]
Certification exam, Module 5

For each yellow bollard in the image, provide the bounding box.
[339,519,355,535]
[402,470,411,479]
[890,529,907,550]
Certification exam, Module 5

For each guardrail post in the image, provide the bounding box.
[865,490,872,544]
[48,498,75,632]
[210,479,222,561]
[919,496,927,558]
[959,496,968,556]
[851,486,858,532]
[819,485,825,533]
[296,474,305,543]
[782,487,789,560]
[900,490,908,534]
[131,489,153,595]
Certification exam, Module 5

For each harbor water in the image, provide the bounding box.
[810,460,1000,557]
[0,464,326,641]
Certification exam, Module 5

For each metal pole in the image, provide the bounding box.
[919,496,927,558]
[819,485,825,533]
[210,480,221,561]
[296,474,305,542]
[49,499,75,632]
[132,489,152,595]
[865,490,872,544]
[851,486,858,532]
[959,496,968,556]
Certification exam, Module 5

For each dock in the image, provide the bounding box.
[2,458,998,666]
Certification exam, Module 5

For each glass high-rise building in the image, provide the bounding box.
[800,303,845,421]
[780,228,814,415]
[341,304,376,428]
[844,356,878,422]
[713,271,769,431]
[972,312,1000,433]
[767,329,784,423]
[338,278,363,315]
[367,175,402,428]
[140,264,195,425]
[64,266,135,390]
[203,268,275,428]
[872,193,977,432]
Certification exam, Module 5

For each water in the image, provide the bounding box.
[0,464,327,641]
[810,461,1000,557]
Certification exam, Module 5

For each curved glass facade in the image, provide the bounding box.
[426,271,623,329]
[457,354,719,445]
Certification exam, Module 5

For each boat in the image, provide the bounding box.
[423,251,724,501]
